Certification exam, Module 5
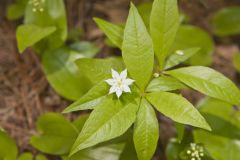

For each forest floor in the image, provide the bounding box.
[0,0,240,159]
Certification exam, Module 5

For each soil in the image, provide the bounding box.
[0,0,240,159]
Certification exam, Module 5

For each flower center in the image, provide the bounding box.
[117,79,122,87]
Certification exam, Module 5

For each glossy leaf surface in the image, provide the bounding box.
[167,66,240,105]
[16,24,56,53]
[42,47,92,100]
[122,3,154,91]
[70,98,139,156]
[212,7,240,36]
[134,99,159,160]
[146,92,211,130]
[150,0,179,68]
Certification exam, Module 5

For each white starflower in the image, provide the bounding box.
[105,69,135,98]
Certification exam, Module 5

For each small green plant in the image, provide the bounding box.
[0,130,47,160]
[103,1,215,66]
[31,113,138,160]
[62,0,240,159]
[11,0,99,101]
[166,98,240,160]
[212,7,240,36]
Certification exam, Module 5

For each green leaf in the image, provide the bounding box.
[233,53,240,72]
[165,139,182,160]
[24,0,67,51]
[7,0,28,20]
[69,41,99,58]
[198,98,236,124]
[196,98,240,160]
[167,66,240,105]
[146,92,211,130]
[36,155,48,160]
[194,130,240,160]
[31,113,78,155]
[198,98,240,139]
[0,131,18,160]
[119,134,138,160]
[212,7,240,36]
[164,48,200,69]
[122,3,154,91]
[16,24,56,53]
[67,28,83,42]
[175,122,185,143]
[150,0,179,69]
[73,114,90,132]
[70,97,139,156]
[137,1,152,27]
[173,25,214,66]
[133,98,159,160]
[69,143,125,160]
[63,81,109,113]
[67,129,135,160]
[146,75,185,93]
[18,153,33,160]
[42,47,92,101]
[75,58,125,84]
[94,18,124,48]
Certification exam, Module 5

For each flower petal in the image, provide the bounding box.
[105,79,116,85]
[111,69,120,79]
[123,85,131,93]
[116,89,123,98]
[120,69,128,79]
[109,86,117,94]
[124,78,135,85]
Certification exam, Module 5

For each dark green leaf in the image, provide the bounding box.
[16,24,56,53]
[193,98,240,159]
[194,130,240,160]
[212,7,240,36]
[7,0,28,20]
[0,131,18,160]
[167,66,240,105]
[175,122,185,143]
[173,25,214,66]
[137,1,152,27]
[146,75,185,93]
[36,155,48,160]
[198,98,240,139]
[122,3,154,91]
[150,0,179,69]
[94,18,124,48]
[69,41,99,58]
[119,134,138,160]
[134,98,159,160]
[24,0,67,50]
[146,92,211,130]
[67,28,83,42]
[31,113,78,155]
[18,153,33,160]
[73,114,90,132]
[42,47,92,101]
[165,139,181,160]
